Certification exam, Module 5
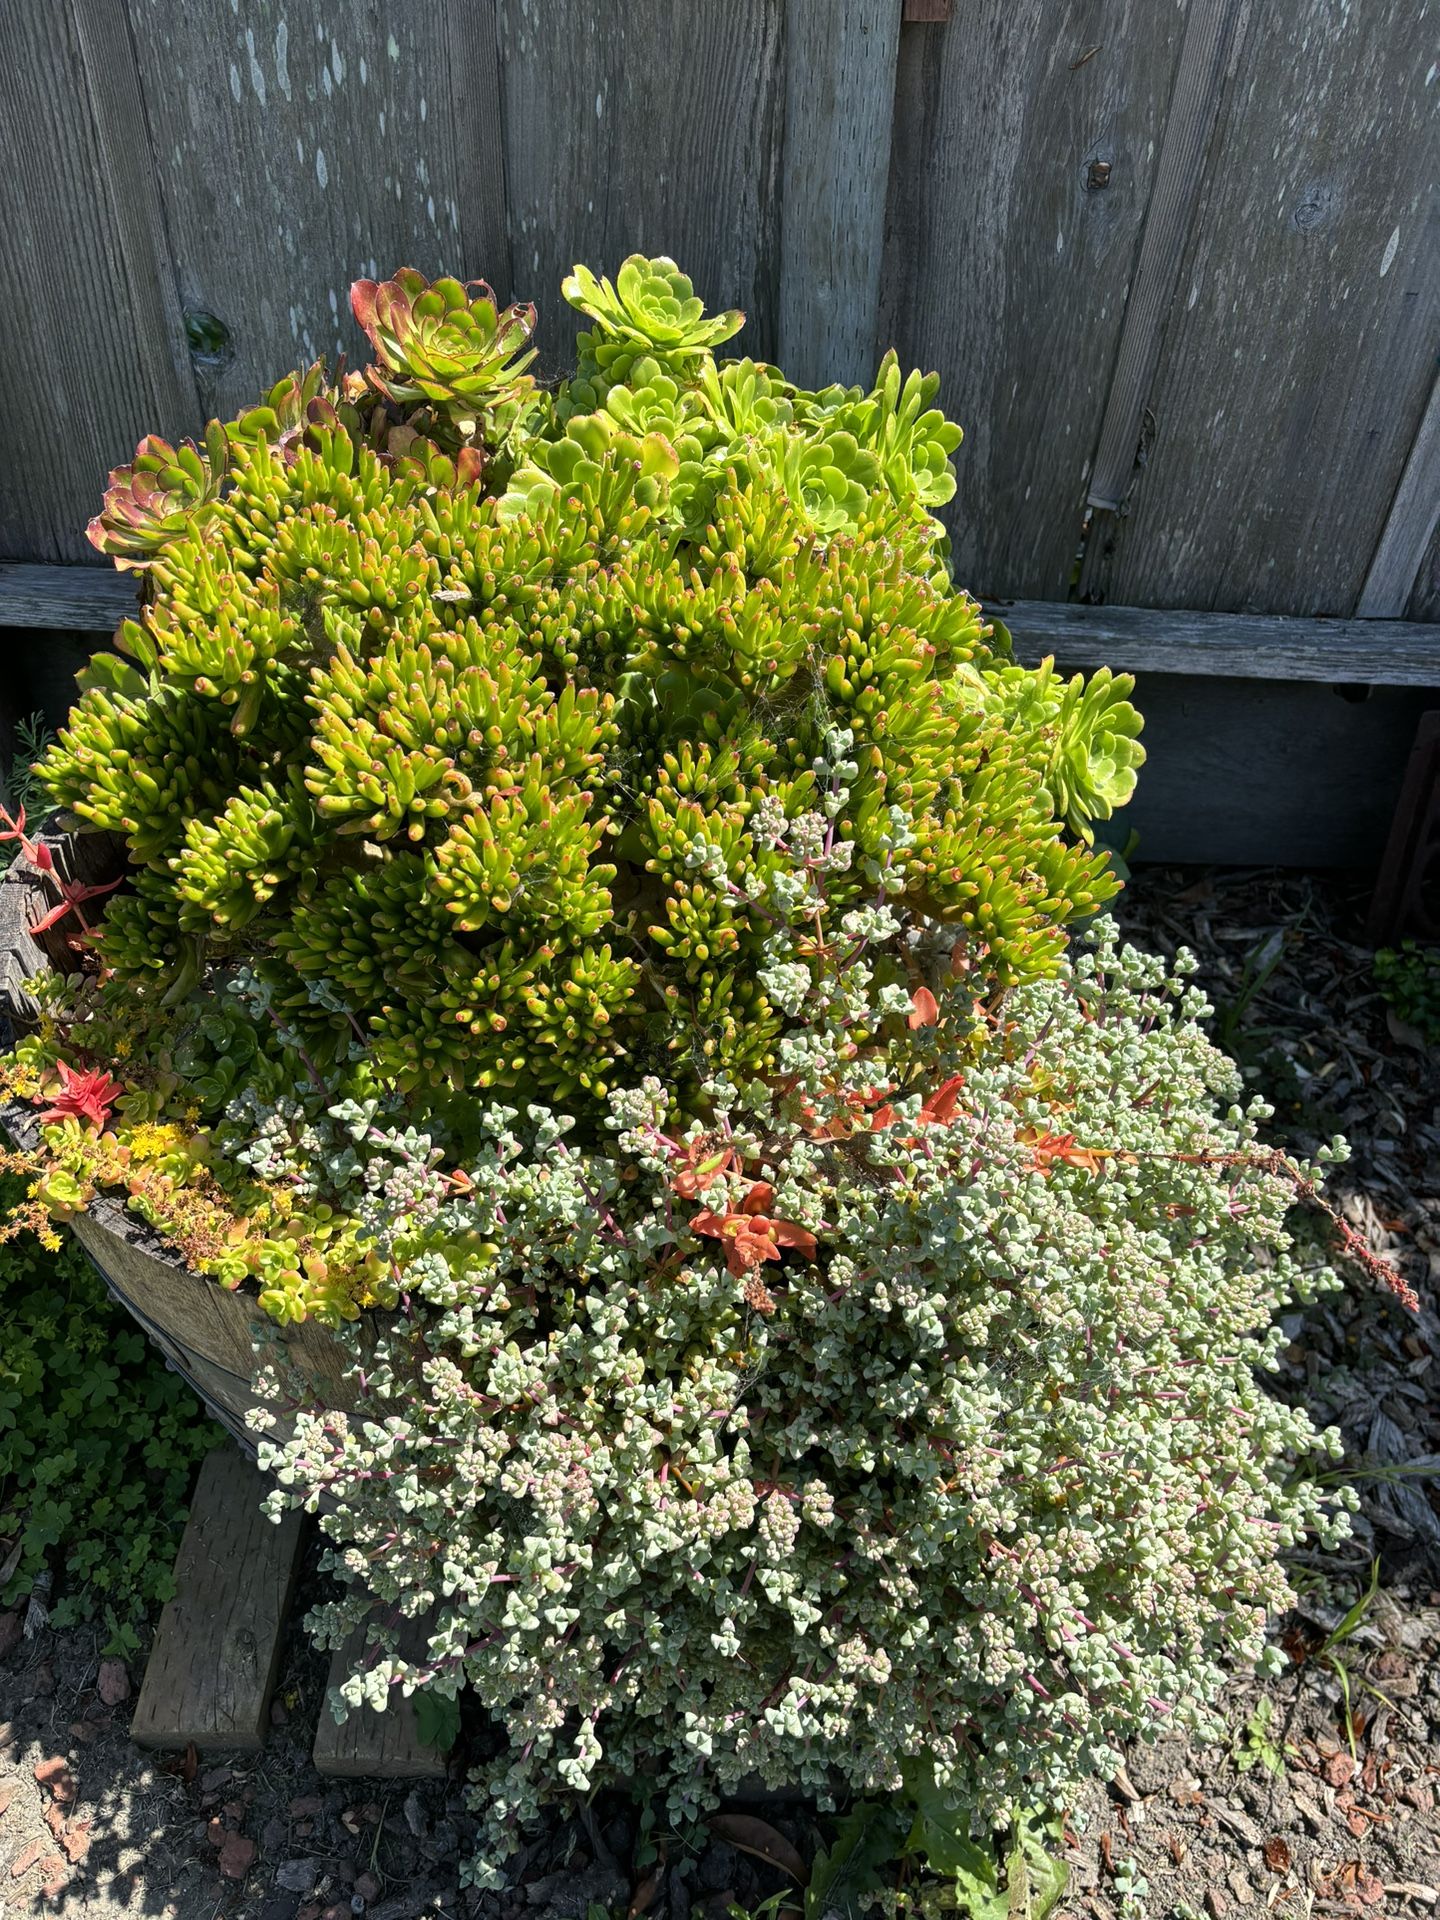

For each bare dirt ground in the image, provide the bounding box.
[1,866,1437,1920]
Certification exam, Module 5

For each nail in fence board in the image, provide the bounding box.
[879,4,1190,602]
[132,1448,304,1752]
[313,1610,448,1780]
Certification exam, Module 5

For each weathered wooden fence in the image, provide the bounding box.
[1,0,1437,862]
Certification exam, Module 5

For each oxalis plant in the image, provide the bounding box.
[0,256,1404,1893]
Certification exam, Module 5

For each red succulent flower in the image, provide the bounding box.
[28,873,123,938]
[0,805,53,872]
[870,1072,966,1134]
[1022,1127,1108,1175]
[803,1084,894,1141]
[690,1180,818,1278]
[35,1060,121,1131]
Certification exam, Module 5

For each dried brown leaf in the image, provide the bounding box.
[628,1862,666,1917]
[1262,1836,1291,1872]
[706,1813,807,1885]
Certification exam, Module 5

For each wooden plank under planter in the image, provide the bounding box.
[314,1610,449,1780]
[0,842,449,1777]
[132,1447,304,1752]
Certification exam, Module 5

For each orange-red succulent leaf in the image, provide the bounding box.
[690,1180,817,1277]
[35,1060,122,1132]
[908,985,940,1029]
[919,1074,966,1127]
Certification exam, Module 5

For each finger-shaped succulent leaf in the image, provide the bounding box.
[431,756,613,937]
[38,253,1141,1142]
[171,778,315,933]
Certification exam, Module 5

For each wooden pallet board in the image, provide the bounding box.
[131,1447,304,1752]
[313,1610,448,1779]
[0,563,136,630]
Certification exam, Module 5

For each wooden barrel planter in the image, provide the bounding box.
[0,832,361,1454]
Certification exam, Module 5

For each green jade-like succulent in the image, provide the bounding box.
[56,255,1144,1128]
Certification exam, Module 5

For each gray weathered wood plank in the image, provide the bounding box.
[445,0,512,301]
[1358,370,1440,619]
[1080,0,1440,617]
[777,0,902,390]
[124,0,511,419]
[999,598,1440,685]
[0,565,137,630]
[1086,0,1248,510]
[495,0,786,366]
[0,0,198,561]
[132,1447,304,1752]
[878,2,1191,601]
[314,1610,448,1780]
[1408,519,1440,625]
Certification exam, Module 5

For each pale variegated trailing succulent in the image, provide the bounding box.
[0,258,1366,1880]
[250,896,1354,1885]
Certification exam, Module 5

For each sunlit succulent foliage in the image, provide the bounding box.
[86,425,229,570]
[55,256,1142,1131]
[350,269,540,447]
[967,657,1146,841]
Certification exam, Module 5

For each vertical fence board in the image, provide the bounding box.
[0,0,197,561]
[878,3,1190,603]
[445,0,512,301]
[1408,523,1440,626]
[125,0,511,419]
[778,0,902,391]
[495,0,785,365]
[1358,371,1440,620]
[1086,0,1438,617]
[1085,0,1246,511]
